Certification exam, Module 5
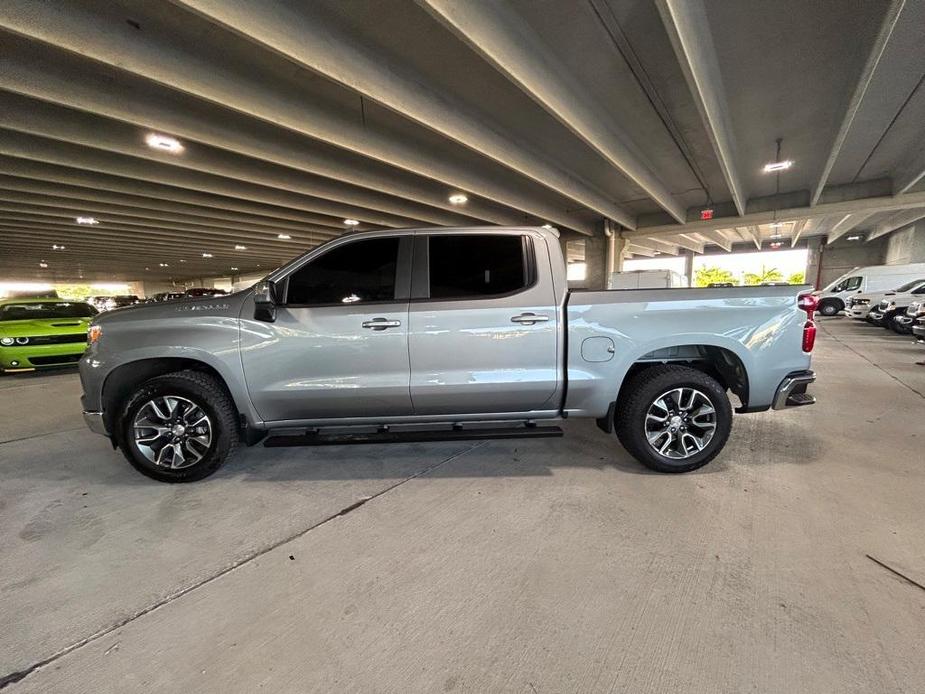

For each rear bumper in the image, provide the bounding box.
[772,370,816,410]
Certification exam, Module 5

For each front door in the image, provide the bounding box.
[241,235,413,422]
[408,232,560,415]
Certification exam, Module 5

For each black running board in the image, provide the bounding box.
[264,425,564,447]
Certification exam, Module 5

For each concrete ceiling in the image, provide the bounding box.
[0,0,924,280]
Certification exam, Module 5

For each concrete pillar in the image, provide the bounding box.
[682,251,694,285]
[583,234,607,290]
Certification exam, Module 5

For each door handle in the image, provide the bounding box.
[362,318,402,330]
[510,313,549,324]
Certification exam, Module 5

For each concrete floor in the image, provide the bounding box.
[2,318,923,693]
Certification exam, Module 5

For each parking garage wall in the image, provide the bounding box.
[884,222,925,265]
[806,236,887,289]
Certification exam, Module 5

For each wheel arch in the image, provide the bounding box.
[101,358,239,438]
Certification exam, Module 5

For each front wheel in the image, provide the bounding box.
[818,299,842,317]
[118,370,239,482]
[615,365,733,473]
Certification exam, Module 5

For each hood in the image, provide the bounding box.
[94,290,250,325]
[0,317,93,337]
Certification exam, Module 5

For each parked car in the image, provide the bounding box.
[1,298,97,372]
[813,262,925,316]
[913,306,925,345]
[847,279,925,320]
[184,288,228,298]
[899,301,925,338]
[867,282,925,330]
[151,292,187,302]
[88,295,142,312]
[80,227,818,482]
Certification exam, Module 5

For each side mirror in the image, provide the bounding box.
[253,280,278,323]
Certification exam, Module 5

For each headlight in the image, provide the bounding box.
[87,325,103,345]
[15,337,29,345]
[855,299,870,305]
[0,337,13,346]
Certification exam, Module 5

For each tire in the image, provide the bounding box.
[818,300,842,317]
[117,370,239,483]
[614,365,733,473]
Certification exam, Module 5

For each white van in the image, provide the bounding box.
[812,262,925,316]
[608,269,688,289]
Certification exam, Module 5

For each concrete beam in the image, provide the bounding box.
[665,234,704,254]
[419,0,684,224]
[626,244,657,257]
[811,0,905,205]
[627,190,925,239]
[0,91,479,228]
[865,209,925,241]
[826,212,874,244]
[0,130,414,229]
[642,238,681,255]
[0,57,519,226]
[698,229,733,252]
[655,0,745,216]
[741,227,762,250]
[0,1,595,233]
[167,0,624,230]
[0,159,365,229]
[893,149,925,195]
[790,219,808,248]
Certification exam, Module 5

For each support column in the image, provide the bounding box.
[682,251,694,286]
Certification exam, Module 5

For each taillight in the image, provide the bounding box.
[798,293,818,316]
[802,320,816,352]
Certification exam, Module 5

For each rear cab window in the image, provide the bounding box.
[420,234,534,300]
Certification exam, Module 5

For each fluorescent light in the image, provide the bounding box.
[231,267,239,271]
[52,244,65,250]
[448,193,468,205]
[76,216,99,225]
[769,222,785,228]
[343,219,360,226]
[39,261,48,268]
[847,235,862,241]
[202,253,213,258]
[277,234,291,240]
[145,133,184,153]
[234,244,247,250]
[763,160,793,173]
[159,263,169,267]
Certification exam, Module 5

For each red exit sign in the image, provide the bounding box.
[700,208,714,220]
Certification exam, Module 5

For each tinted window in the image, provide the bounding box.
[287,237,399,305]
[0,302,97,321]
[895,279,925,292]
[832,276,861,292]
[428,235,528,299]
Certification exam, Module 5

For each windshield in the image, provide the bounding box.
[893,279,925,293]
[0,302,98,321]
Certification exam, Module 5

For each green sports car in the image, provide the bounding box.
[0,298,98,372]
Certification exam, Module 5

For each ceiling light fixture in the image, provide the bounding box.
[76,216,99,225]
[343,219,360,226]
[202,253,213,258]
[145,133,184,153]
[847,235,862,241]
[52,244,65,250]
[159,263,169,267]
[763,160,793,173]
[39,261,48,268]
[234,244,247,250]
[448,193,468,205]
[231,267,239,271]
[769,222,785,228]
[277,234,291,240]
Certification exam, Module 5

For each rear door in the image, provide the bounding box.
[407,232,559,415]
[241,235,413,422]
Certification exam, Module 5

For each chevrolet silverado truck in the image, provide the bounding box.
[79,227,818,482]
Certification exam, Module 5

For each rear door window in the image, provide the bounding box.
[426,235,531,300]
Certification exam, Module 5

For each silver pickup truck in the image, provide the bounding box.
[80,227,817,482]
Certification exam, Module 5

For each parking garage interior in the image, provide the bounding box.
[2,1,925,692]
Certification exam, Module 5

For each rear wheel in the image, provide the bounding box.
[615,365,733,473]
[118,370,239,482]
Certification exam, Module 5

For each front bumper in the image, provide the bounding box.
[83,410,109,436]
[772,370,816,410]
[0,341,87,370]
[867,310,885,323]
[894,315,914,328]
[848,305,871,319]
